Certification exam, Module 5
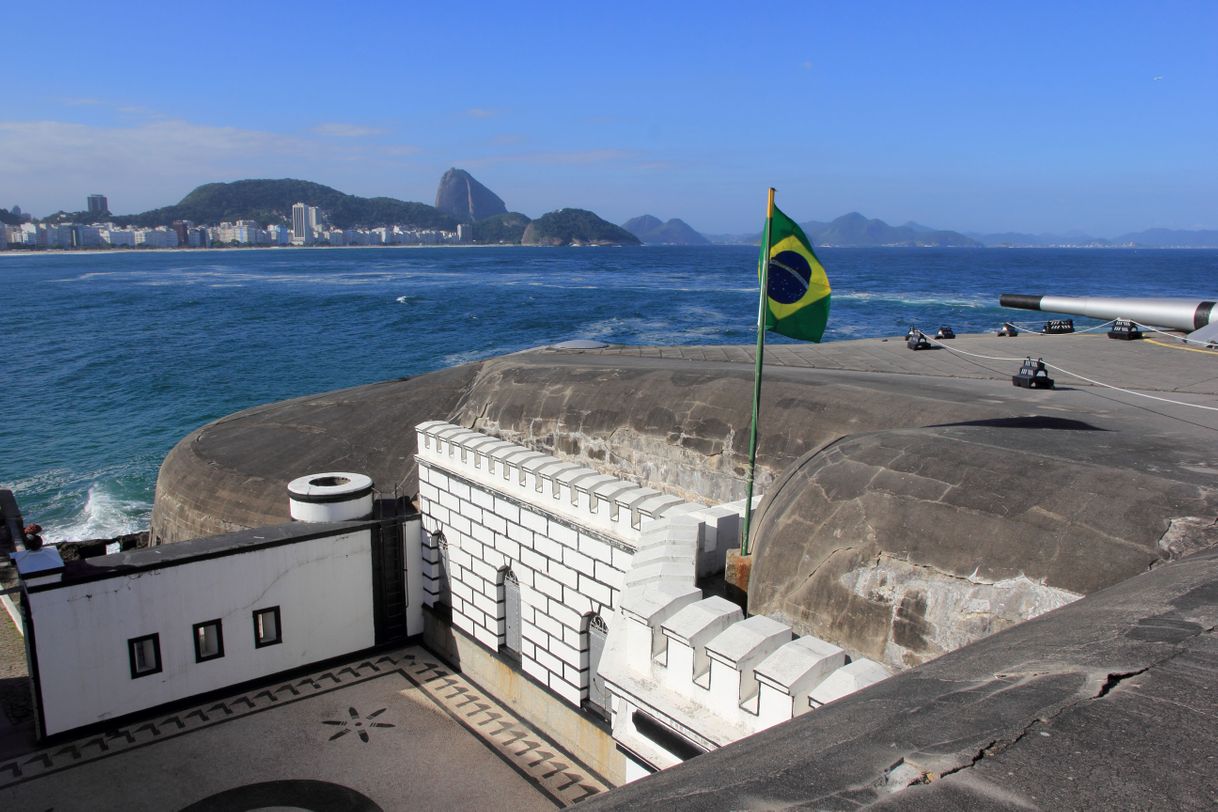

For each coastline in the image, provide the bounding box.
[0,243,533,258]
[5,243,1217,258]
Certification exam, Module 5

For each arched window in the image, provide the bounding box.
[499,567,521,658]
[433,530,451,607]
[584,612,610,719]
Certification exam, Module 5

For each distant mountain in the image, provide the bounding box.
[434,168,508,223]
[704,232,759,245]
[521,209,641,246]
[1112,228,1218,248]
[470,212,532,244]
[112,179,457,230]
[621,215,710,245]
[802,213,981,247]
[968,230,1112,247]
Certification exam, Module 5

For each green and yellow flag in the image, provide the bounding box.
[759,205,831,342]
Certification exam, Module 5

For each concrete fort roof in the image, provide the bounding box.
[579,546,1218,810]
[149,334,1216,634]
[142,332,1218,805]
[151,332,1218,548]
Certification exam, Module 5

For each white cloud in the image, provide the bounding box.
[312,122,387,137]
[0,118,420,214]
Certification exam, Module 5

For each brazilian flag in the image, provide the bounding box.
[759,205,831,342]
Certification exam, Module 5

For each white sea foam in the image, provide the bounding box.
[42,483,150,544]
[837,291,988,308]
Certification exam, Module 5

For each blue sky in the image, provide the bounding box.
[2,0,1214,235]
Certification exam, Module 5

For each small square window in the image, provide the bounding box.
[128,633,162,679]
[253,606,282,648]
[193,619,225,663]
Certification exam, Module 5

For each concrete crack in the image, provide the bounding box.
[918,634,1204,792]
[1094,667,1152,699]
[803,545,858,582]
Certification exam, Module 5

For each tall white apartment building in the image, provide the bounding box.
[291,202,319,245]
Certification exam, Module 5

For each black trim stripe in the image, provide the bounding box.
[288,485,373,505]
[24,521,385,592]
[999,293,1045,311]
[1193,301,1216,330]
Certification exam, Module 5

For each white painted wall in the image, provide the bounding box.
[415,421,708,709]
[28,529,375,736]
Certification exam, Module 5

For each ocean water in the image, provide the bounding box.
[1,245,1215,541]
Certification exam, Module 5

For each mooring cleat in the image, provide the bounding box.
[907,332,932,350]
[1107,319,1142,340]
[997,322,1019,337]
[934,326,956,339]
[1043,318,1074,334]
[1012,356,1054,389]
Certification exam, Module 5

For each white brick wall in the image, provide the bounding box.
[416,421,705,710]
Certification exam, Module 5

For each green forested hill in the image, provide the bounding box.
[113,179,458,230]
[470,212,532,244]
[521,208,640,246]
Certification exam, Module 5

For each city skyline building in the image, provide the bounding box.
[290,202,318,246]
[87,194,108,217]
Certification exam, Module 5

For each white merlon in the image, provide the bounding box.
[573,474,618,513]
[620,583,702,672]
[755,636,846,729]
[705,615,793,714]
[808,658,891,709]
[661,597,742,696]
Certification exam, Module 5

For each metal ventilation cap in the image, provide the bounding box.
[550,339,610,350]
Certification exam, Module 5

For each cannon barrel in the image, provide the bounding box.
[1000,294,1217,332]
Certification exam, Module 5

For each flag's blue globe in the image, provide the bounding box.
[768,250,812,304]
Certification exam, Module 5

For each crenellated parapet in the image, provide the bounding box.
[414,421,744,713]
[414,420,890,779]
[601,498,891,775]
[416,420,697,544]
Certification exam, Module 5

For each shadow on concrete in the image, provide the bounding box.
[928,415,1109,431]
[0,675,35,762]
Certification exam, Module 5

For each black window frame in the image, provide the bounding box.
[499,567,521,660]
[192,618,225,663]
[583,612,611,720]
[252,606,282,648]
[128,633,162,679]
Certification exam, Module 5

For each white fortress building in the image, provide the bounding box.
[5,419,887,784]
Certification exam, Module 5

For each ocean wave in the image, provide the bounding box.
[836,291,989,308]
[41,483,150,543]
[439,345,520,366]
[578,315,745,345]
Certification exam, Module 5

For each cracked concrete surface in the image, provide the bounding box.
[581,547,1218,810]
[749,425,1218,670]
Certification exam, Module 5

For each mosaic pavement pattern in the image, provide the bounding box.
[0,646,609,807]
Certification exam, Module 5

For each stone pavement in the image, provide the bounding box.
[0,602,32,763]
[0,644,609,811]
